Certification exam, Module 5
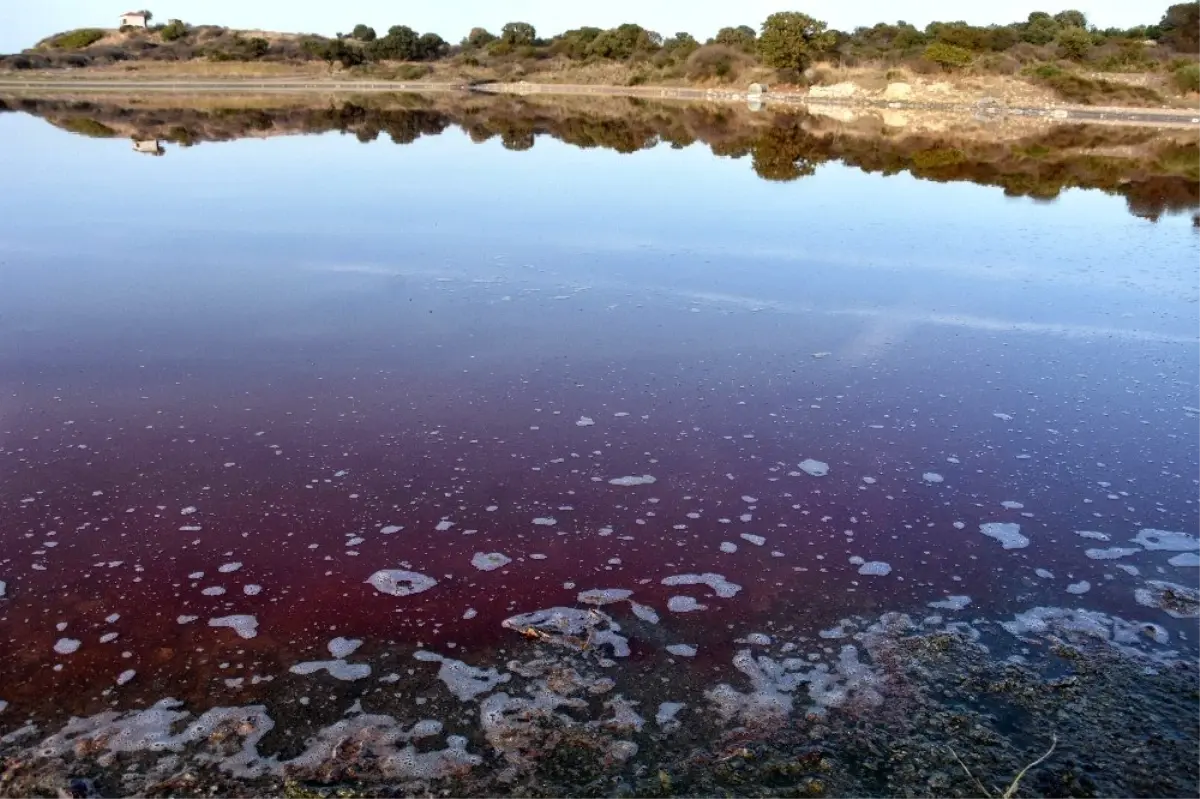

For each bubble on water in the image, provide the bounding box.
[180,506,197,515]
[666,644,697,657]
[201,586,227,596]
[380,525,403,534]
[243,584,262,596]
[1085,547,1141,560]
[798,459,829,477]
[413,650,510,701]
[99,632,118,644]
[922,473,944,484]
[667,596,707,613]
[289,660,371,681]
[857,561,892,576]
[607,475,657,487]
[471,552,512,572]
[928,595,971,611]
[116,669,136,686]
[328,637,363,658]
[576,416,595,427]
[218,562,243,574]
[578,588,633,605]
[720,542,738,553]
[208,615,258,639]
[435,521,455,532]
[53,638,81,655]
[177,615,199,624]
[366,570,438,597]
[1034,569,1054,579]
[532,517,557,526]
[1133,529,1198,552]
[661,573,741,598]
[979,522,1029,550]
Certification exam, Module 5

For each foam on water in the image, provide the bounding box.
[577,588,633,605]
[471,552,512,572]
[666,644,698,657]
[53,638,81,655]
[607,475,657,487]
[289,660,372,681]
[327,637,363,658]
[667,596,707,613]
[978,522,1029,550]
[740,534,766,547]
[414,650,510,701]
[208,615,259,639]
[366,570,438,597]
[1133,529,1198,552]
[1168,553,1200,568]
[661,573,742,598]
[798,459,829,477]
[857,561,892,576]
[1085,547,1141,560]
[928,595,972,610]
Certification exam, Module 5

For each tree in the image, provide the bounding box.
[1056,26,1092,60]
[1159,2,1199,51]
[462,27,496,50]
[160,18,188,41]
[552,27,602,59]
[663,32,699,57]
[369,25,419,60]
[587,24,661,59]
[923,41,973,69]
[713,25,756,51]
[757,12,834,71]
[501,22,536,46]
[1021,12,1060,44]
[140,9,153,23]
[351,24,377,42]
[1053,10,1088,29]
[415,32,448,60]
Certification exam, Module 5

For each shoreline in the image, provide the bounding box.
[1,77,1197,129]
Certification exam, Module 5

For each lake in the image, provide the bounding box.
[0,94,1197,798]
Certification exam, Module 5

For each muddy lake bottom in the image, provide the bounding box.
[0,105,1198,797]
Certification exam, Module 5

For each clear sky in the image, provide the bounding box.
[1,0,1172,53]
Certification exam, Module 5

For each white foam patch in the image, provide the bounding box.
[366,570,438,597]
[928,595,971,610]
[177,615,199,624]
[1134,581,1199,618]
[630,602,660,624]
[435,521,455,532]
[532,517,557,526]
[857,561,892,576]
[243,584,262,596]
[1085,547,1140,560]
[413,650,510,701]
[576,416,595,427]
[979,522,1029,550]
[380,525,403,534]
[922,473,944,484]
[1168,553,1200,568]
[740,534,766,547]
[53,638,81,655]
[218,562,243,573]
[1076,530,1111,541]
[655,702,686,730]
[607,475,657,487]
[209,615,259,639]
[661,573,741,598]
[116,669,136,686]
[577,588,633,605]
[720,542,738,553]
[327,637,363,658]
[667,596,707,613]
[1132,529,1198,552]
[1066,581,1091,595]
[471,552,512,572]
[666,644,697,657]
[289,660,372,681]
[1001,501,1024,509]
[502,607,630,657]
[798,459,829,477]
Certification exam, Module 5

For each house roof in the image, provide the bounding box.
[121,11,147,16]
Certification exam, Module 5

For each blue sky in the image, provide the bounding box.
[1,1,1172,52]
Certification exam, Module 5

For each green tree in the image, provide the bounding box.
[1021,12,1061,44]
[351,24,377,42]
[663,32,699,57]
[140,9,153,23]
[713,25,756,51]
[462,27,496,50]
[369,25,418,60]
[415,32,448,59]
[1056,26,1092,60]
[757,12,834,71]
[1159,2,1199,51]
[588,24,661,59]
[501,22,537,46]
[923,41,973,69]
[160,19,187,41]
[1053,10,1088,29]
[552,27,602,59]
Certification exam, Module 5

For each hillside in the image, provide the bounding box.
[3,5,1198,107]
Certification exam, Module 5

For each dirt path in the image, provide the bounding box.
[1,77,1197,129]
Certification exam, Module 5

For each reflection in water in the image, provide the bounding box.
[3,92,1197,219]
[0,92,1197,797]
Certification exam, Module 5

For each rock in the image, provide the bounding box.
[808,82,857,99]
[882,82,912,100]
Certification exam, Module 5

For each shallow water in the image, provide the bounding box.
[0,102,1197,766]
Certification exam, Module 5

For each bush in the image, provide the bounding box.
[1173,62,1200,92]
[923,42,973,69]
[1057,26,1093,60]
[47,28,106,49]
[160,19,188,41]
[685,44,751,82]
[59,118,118,137]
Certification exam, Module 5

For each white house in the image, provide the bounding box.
[120,10,149,28]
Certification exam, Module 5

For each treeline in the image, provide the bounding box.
[8,3,1198,91]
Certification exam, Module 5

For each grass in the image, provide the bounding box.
[949,734,1058,799]
[43,28,106,50]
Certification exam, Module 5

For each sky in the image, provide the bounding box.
[0,0,1174,53]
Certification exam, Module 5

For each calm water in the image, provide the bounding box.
[0,104,1197,748]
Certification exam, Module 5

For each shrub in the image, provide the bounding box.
[758,11,835,71]
[1057,26,1093,60]
[47,28,106,49]
[685,44,751,82]
[393,63,431,80]
[160,19,188,42]
[59,118,118,137]
[1173,62,1200,92]
[923,42,973,69]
